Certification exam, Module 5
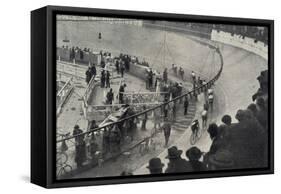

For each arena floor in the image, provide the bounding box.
[56,20,268,177]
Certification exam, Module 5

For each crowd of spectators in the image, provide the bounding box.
[214,24,268,44]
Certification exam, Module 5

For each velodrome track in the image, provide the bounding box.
[57,21,268,175]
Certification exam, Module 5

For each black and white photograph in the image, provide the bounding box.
[55,14,270,180]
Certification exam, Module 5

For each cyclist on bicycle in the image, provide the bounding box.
[208,94,214,111]
[201,108,208,128]
[191,119,200,137]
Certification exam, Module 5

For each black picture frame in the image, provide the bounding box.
[31,5,274,188]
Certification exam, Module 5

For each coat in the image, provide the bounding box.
[165,158,192,173]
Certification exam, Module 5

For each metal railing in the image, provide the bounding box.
[56,77,74,116]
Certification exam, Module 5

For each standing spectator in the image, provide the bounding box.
[178,83,183,103]
[119,83,126,104]
[146,158,164,174]
[90,63,97,78]
[106,88,114,105]
[89,134,99,164]
[115,59,120,74]
[179,67,184,80]
[85,67,92,85]
[105,70,111,88]
[148,68,153,89]
[163,68,168,84]
[153,109,161,131]
[165,146,191,173]
[184,96,189,115]
[73,125,84,146]
[109,126,121,153]
[185,147,207,171]
[141,106,148,130]
[87,120,98,131]
[162,120,171,147]
[73,125,86,168]
[172,101,177,122]
[100,70,105,88]
[120,61,125,78]
[102,128,110,155]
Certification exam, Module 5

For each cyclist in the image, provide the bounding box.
[208,93,214,111]
[201,108,208,128]
[191,119,200,138]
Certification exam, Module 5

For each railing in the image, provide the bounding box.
[56,41,223,178]
[56,77,74,116]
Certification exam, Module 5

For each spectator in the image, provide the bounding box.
[207,149,235,170]
[120,61,125,78]
[119,83,126,104]
[106,88,114,104]
[207,123,225,155]
[90,64,97,78]
[146,158,164,174]
[183,96,189,115]
[115,59,120,74]
[100,70,105,88]
[85,67,92,84]
[185,147,207,171]
[256,98,268,129]
[219,114,232,139]
[221,114,232,126]
[141,106,148,130]
[73,125,86,168]
[165,146,191,173]
[105,70,111,88]
[163,68,168,84]
[162,120,171,147]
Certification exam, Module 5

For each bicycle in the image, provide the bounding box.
[56,132,73,177]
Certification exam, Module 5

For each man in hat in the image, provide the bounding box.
[185,147,206,172]
[73,125,84,146]
[147,158,164,174]
[165,146,191,173]
[162,120,171,147]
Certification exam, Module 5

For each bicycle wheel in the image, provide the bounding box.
[197,128,202,139]
[190,133,196,145]
[63,164,73,175]
[57,152,68,165]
